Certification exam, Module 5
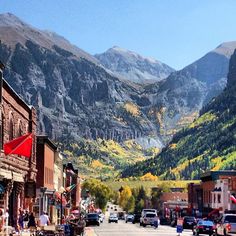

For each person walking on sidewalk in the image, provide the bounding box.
[28,212,36,236]
[39,212,50,230]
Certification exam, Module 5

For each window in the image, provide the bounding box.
[17,120,23,137]
[9,114,14,140]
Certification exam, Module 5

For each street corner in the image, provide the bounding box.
[85,227,97,236]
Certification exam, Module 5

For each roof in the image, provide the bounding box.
[2,77,34,112]
[200,170,236,182]
[37,135,57,151]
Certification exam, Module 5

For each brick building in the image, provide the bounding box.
[0,64,37,228]
[35,135,59,223]
[188,171,236,217]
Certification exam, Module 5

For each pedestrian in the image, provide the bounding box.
[0,209,4,233]
[23,210,29,229]
[18,210,24,232]
[28,212,36,236]
[39,211,50,230]
[153,215,159,229]
[77,214,86,236]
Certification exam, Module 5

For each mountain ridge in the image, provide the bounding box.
[95,46,175,84]
[122,49,236,179]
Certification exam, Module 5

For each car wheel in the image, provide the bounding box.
[116,221,118,223]
[143,224,146,227]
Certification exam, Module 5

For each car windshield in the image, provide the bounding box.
[110,213,117,217]
[145,213,156,218]
[198,220,214,226]
[225,215,236,223]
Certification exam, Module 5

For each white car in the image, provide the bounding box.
[140,212,157,227]
[216,214,236,235]
[109,213,118,223]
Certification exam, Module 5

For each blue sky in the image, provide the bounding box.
[1,0,236,69]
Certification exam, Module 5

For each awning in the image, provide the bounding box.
[12,172,24,182]
[0,168,12,179]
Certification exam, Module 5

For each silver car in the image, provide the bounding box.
[216,214,236,235]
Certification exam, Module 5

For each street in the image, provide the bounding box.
[85,220,194,236]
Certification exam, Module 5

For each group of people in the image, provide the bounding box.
[18,209,38,233]
[1,208,85,236]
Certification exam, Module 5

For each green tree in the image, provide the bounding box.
[82,178,113,211]
[119,185,132,209]
[124,195,135,213]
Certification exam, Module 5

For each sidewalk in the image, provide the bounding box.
[10,227,97,236]
[85,227,97,236]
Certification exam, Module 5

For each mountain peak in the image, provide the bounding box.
[95,46,175,84]
[0,12,30,28]
[213,41,236,58]
[0,13,97,63]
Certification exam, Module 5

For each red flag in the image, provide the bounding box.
[230,194,236,204]
[4,133,33,158]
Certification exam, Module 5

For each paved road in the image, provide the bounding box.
[85,220,194,236]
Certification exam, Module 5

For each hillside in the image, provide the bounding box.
[122,49,236,180]
[60,138,159,180]
[1,13,236,178]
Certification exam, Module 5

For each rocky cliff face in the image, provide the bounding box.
[1,13,236,151]
[0,13,159,144]
[95,46,175,84]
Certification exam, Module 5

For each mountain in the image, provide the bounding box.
[141,41,236,143]
[1,13,236,179]
[95,46,175,84]
[122,48,236,180]
[0,13,157,143]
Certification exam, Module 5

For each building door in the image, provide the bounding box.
[8,183,18,227]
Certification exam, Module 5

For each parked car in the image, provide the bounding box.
[132,213,142,224]
[125,214,134,223]
[140,212,157,227]
[85,213,100,226]
[141,209,158,216]
[183,216,196,229]
[109,213,118,223]
[192,220,216,236]
[215,214,236,235]
[118,211,125,220]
